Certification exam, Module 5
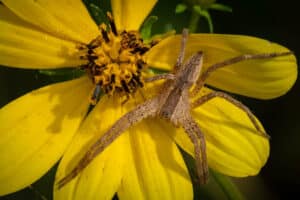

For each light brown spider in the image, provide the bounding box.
[57,29,292,188]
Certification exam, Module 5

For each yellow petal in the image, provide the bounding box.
[0,5,84,69]
[118,119,192,200]
[55,83,192,200]
[0,76,92,195]
[54,96,127,200]
[146,34,297,99]
[111,0,157,31]
[2,0,99,43]
[172,87,269,177]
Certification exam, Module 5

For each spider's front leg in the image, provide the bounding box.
[144,28,190,84]
[57,98,160,189]
[191,51,293,97]
[144,73,175,83]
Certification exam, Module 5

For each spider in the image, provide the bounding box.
[57,29,292,188]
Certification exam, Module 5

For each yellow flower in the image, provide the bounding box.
[0,0,297,199]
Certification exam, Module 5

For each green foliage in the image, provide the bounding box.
[193,5,214,33]
[175,0,232,33]
[140,16,158,41]
[86,3,108,25]
[209,3,232,12]
[211,170,246,200]
[175,3,188,14]
[39,68,85,82]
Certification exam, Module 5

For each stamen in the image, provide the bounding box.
[100,24,110,43]
[87,36,102,49]
[110,74,116,83]
[107,12,118,36]
[77,15,152,104]
[121,80,130,93]
[137,59,145,70]
[132,74,144,87]
[87,55,98,62]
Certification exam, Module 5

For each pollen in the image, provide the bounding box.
[78,13,151,104]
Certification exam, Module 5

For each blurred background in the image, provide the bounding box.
[0,0,299,199]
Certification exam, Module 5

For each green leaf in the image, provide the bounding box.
[39,68,85,82]
[200,9,214,33]
[175,3,188,13]
[211,170,245,200]
[209,3,232,12]
[193,5,214,33]
[148,67,169,74]
[86,3,108,25]
[193,4,202,13]
[140,16,158,40]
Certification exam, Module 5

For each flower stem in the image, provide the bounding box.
[188,9,200,33]
[211,170,246,200]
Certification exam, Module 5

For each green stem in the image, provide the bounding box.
[211,170,246,200]
[188,9,200,33]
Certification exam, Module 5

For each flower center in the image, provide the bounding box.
[78,13,151,104]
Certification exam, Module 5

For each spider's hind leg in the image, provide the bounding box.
[181,117,209,184]
[192,91,270,138]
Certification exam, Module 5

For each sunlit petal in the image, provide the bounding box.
[2,0,99,43]
[54,96,127,200]
[0,76,92,195]
[118,119,192,200]
[146,34,297,99]
[0,5,84,69]
[111,0,157,31]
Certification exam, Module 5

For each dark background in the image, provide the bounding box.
[1,0,299,199]
[212,1,300,199]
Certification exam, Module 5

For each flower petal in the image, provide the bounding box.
[118,119,192,200]
[0,5,85,69]
[0,76,92,195]
[2,0,99,43]
[54,96,127,200]
[146,34,297,99]
[111,0,157,31]
[172,87,269,177]
[55,83,192,200]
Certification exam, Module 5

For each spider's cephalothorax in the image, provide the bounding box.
[78,13,150,104]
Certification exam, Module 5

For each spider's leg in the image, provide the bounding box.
[191,51,293,96]
[192,91,270,138]
[181,117,209,184]
[174,28,189,73]
[57,98,159,189]
[144,28,190,83]
[144,73,175,83]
